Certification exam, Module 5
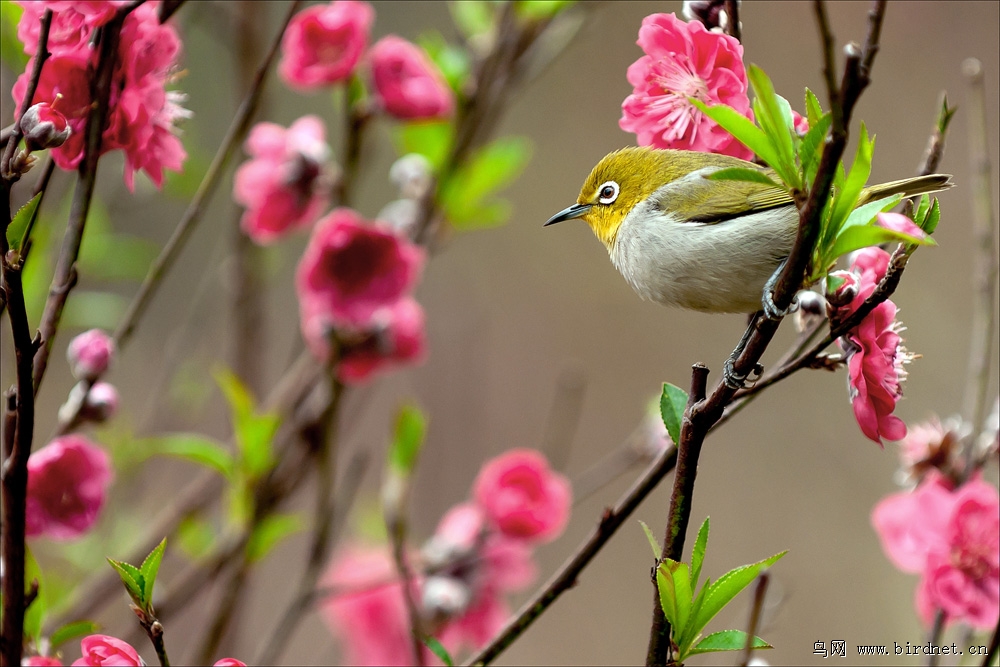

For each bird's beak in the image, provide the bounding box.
[544,203,592,226]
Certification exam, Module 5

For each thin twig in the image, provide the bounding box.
[0,9,52,180]
[982,616,1000,667]
[739,573,770,667]
[961,58,998,437]
[724,0,741,42]
[927,610,946,667]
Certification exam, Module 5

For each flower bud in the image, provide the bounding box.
[824,270,859,309]
[389,154,432,200]
[82,382,120,423]
[20,100,72,152]
[421,575,472,621]
[67,329,115,381]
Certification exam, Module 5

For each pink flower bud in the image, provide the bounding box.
[82,382,120,423]
[472,449,571,543]
[71,635,141,667]
[825,270,859,308]
[369,36,454,120]
[213,660,247,667]
[66,329,115,381]
[876,211,928,240]
[20,100,72,151]
[279,1,375,89]
[26,435,112,540]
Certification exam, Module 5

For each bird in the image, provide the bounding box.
[544,146,951,385]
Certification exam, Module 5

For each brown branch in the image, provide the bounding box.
[0,9,52,181]
[724,0,741,42]
[739,573,770,667]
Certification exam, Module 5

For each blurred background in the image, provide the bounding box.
[2,1,998,665]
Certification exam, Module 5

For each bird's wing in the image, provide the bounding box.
[650,166,794,224]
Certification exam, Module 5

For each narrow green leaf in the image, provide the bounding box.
[804,88,823,127]
[417,31,470,93]
[923,198,941,234]
[799,113,831,187]
[175,516,216,560]
[688,630,772,655]
[235,413,281,479]
[705,168,781,188]
[140,434,235,478]
[388,404,427,474]
[139,538,167,607]
[913,194,931,227]
[441,135,532,230]
[23,548,45,642]
[515,0,575,20]
[693,100,781,171]
[394,121,454,172]
[829,223,935,260]
[214,367,254,422]
[107,559,145,607]
[693,551,786,634]
[7,193,40,252]
[690,517,710,590]
[448,0,494,39]
[830,123,875,232]
[841,195,902,232]
[50,620,101,649]
[937,95,957,135]
[246,513,305,563]
[656,563,681,629]
[747,65,799,188]
[639,520,663,560]
[424,636,455,666]
[667,561,694,647]
[659,383,688,448]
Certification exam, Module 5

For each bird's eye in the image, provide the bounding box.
[597,181,619,205]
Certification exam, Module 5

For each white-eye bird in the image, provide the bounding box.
[545,147,952,315]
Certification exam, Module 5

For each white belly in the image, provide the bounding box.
[610,204,799,314]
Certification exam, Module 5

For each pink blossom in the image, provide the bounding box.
[279,1,374,89]
[66,329,115,381]
[472,449,571,543]
[233,116,331,244]
[13,2,187,190]
[212,660,247,667]
[792,110,810,135]
[873,475,1000,629]
[320,545,430,666]
[23,657,63,667]
[876,211,928,241]
[16,1,97,57]
[369,36,454,120]
[83,381,120,423]
[71,635,142,666]
[296,209,424,327]
[26,435,112,540]
[619,13,752,159]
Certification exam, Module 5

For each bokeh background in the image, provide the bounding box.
[2,1,998,665]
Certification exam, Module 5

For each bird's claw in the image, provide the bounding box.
[723,358,763,390]
[762,289,799,320]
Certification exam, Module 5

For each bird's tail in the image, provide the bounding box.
[861,174,954,204]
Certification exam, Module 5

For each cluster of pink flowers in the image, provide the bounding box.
[25,435,112,540]
[12,0,188,190]
[278,0,453,120]
[872,471,1000,629]
[296,208,427,383]
[233,115,332,244]
[321,449,571,665]
[831,230,923,446]
[619,12,752,159]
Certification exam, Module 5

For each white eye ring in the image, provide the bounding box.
[597,180,619,205]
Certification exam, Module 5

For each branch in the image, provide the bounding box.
[0,9,52,181]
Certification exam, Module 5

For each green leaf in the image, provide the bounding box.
[804,88,823,128]
[913,194,931,227]
[688,630,772,655]
[693,551,786,634]
[418,32,471,94]
[936,95,957,135]
[388,404,427,474]
[658,560,694,650]
[747,65,799,188]
[214,368,280,480]
[659,383,687,448]
[246,513,305,563]
[107,558,145,607]
[705,168,781,189]
[394,121,454,172]
[829,224,935,259]
[441,136,532,230]
[799,113,831,187]
[7,193,40,252]
[175,516,216,560]
[50,620,101,650]
[23,548,45,642]
[830,123,875,233]
[139,538,167,607]
[78,231,159,282]
[449,0,494,39]
[424,636,455,666]
[656,562,681,630]
[923,198,941,234]
[639,520,663,560]
[693,100,781,172]
[139,434,235,478]
[690,517,710,589]
[841,195,902,232]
